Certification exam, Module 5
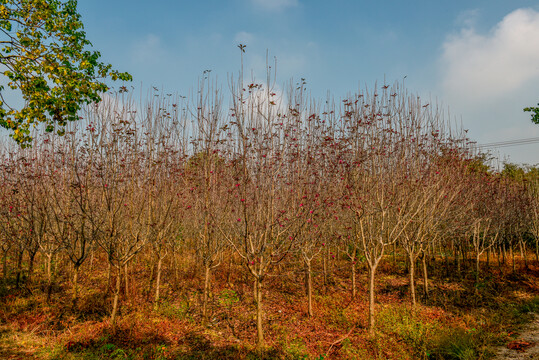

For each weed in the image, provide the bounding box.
[282,336,308,359]
[157,299,190,320]
[430,329,479,360]
[377,305,439,358]
[326,307,353,329]
[340,338,368,359]
[218,289,240,308]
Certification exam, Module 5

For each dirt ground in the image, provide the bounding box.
[493,314,539,360]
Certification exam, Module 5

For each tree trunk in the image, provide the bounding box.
[147,259,155,300]
[461,246,467,271]
[226,253,232,284]
[456,247,461,274]
[202,263,211,323]
[511,244,516,273]
[46,253,53,302]
[255,276,264,345]
[393,243,397,268]
[475,253,480,284]
[368,263,378,335]
[26,250,36,287]
[72,264,80,305]
[306,259,313,317]
[106,261,112,292]
[1,249,8,282]
[111,266,121,332]
[124,262,129,297]
[15,250,23,288]
[421,253,429,300]
[322,248,328,289]
[46,254,52,282]
[408,253,416,307]
[89,249,95,272]
[154,256,163,310]
[351,258,356,299]
[519,240,528,270]
[444,250,450,278]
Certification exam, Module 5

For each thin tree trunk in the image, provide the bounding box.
[445,247,452,278]
[106,261,112,293]
[511,244,516,273]
[476,253,480,284]
[421,253,429,300]
[226,253,232,284]
[72,264,80,305]
[27,251,36,287]
[393,243,397,268]
[46,254,52,282]
[368,263,378,335]
[306,259,313,317]
[456,247,461,274]
[322,248,328,289]
[147,259,155,300]
[255,276,264,345]
[15,250,23,288]
[154,256,163,310]
[202,264,211,322]
[1,249,8,282]
[461,246,467,271]
[351,258,356,299]
[519,240,528,270]
[124,262,129,298]
[408,253,416,307]
[89,249,95,272]
[46,253,53,302]
[111,266,121,332]
[329,246,335,281]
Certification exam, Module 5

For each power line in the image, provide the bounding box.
[476,136,539,149]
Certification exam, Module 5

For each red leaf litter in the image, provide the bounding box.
[507,340,535,352]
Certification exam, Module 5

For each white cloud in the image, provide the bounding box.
[250,0,299,12]
[455,9,480,29]
[234,31,255,46]
[131,34,167,65]
[438,8,539,165]
[441,8,539,103]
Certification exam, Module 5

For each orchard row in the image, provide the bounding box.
[1,79,537,344]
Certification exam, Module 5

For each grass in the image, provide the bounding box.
[0,255,537,359]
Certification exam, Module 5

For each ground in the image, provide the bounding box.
[493,314,539,360]
[0,254,538,359]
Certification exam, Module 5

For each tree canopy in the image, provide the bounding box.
[0,0,131,145]
[524,103,539,125]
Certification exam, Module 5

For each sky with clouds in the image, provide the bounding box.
[77,0,539,165]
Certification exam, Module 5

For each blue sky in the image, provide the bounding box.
[77,0,539,165]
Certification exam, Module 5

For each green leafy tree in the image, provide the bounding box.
[524,103,539,124]
[0,0,131,145]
